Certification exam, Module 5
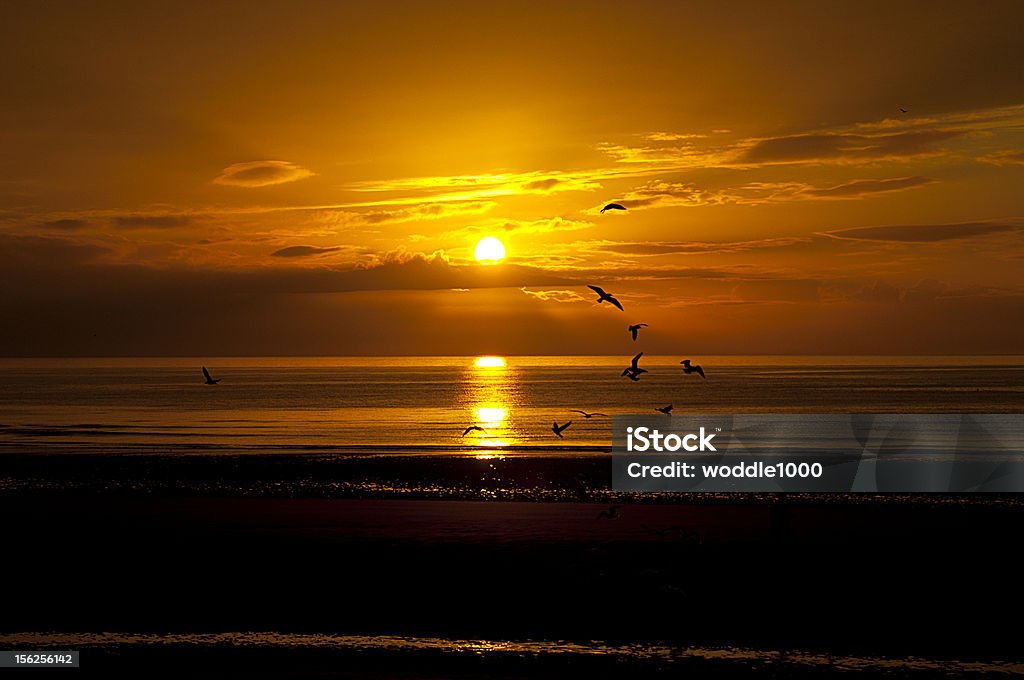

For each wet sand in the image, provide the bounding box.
[3,490,1023,676]
[2,452,1022,676]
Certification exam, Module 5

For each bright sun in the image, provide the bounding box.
[474,236,506,263]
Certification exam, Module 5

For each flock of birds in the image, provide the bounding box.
[198,201,709,451]
[461,204,707,443]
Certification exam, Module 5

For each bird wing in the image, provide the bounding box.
[603,203,626,212]
[608,296,624,311]
[592,413,608,417]
[681,359,691,366]
[631,352,643,369]
[570,410,587,416]
[587,285,606,296]
[697,366,706,378]
[202,366,212,381]
[630,328,638,341]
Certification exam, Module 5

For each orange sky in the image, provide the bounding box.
[1,1,1023,355]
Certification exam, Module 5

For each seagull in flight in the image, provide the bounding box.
[462,426,486,437]
[571,410,607,419]
[628,323,648,341]
[596,505,623,520]
[552,421,572,438]
[202,366,220,385]
[656,404,673,415]
[622,352,647,381]
[587,285,624,311]
[600,203,627,213]
[680,359,706,378]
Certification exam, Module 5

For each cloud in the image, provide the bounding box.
[213,160,314,188]
[0,234,114,268]
[312,201,496,230]
[592,180,727,212]
[271,245,343,258]
[111,214,194,228]
[643,132,707,141]
[600,175,934,212]
[824,221,1022,243]
[978,150,1024,166]
[736,129,967,166]
[40,218,90,230]
[519,287,586,303]
[792,176,934,199]
[590,237,810,256]
[348,170,600,200]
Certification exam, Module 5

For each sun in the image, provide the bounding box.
[474,236,506,263]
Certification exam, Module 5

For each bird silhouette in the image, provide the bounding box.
[680,359,706,378]
[571,410,607,418]
[622,370,642,382]
[656,404,673,415]
[600,203,627,213]
[202,366,220,385]
[899,107,908,113]
[552,421,572,438]
[596,504,623,520]
[628,323,648,341]
[462,425,486,437]
[622,352,647,381]
[587,285,624,311]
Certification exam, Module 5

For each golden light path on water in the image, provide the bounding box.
[466,356,518,455]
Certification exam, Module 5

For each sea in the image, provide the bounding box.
[1,355,1022,455]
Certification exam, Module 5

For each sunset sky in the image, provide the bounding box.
[2,1,1023,355]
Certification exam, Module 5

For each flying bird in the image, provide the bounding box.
[462,426,486,437]
[552,421,572,438]
[656,404,673,415]
[680,359,706,378]
[587,285,624,311]
[899,107,908,113]
[596,505,623,520]
[600,203,627,213]
[571,410,607,419]
[622,352,647,381]
[202,366,220,385]
[628,323,648,341]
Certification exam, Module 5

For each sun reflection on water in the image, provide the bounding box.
[462,356,519,452]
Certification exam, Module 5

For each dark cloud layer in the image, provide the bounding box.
[739,129,967,165]
[826,221,1021,242]
[111,214,193,229]
[271,245,342,258]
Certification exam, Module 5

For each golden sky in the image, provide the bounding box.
[2,1,1023,355]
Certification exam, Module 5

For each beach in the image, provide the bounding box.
[3,460,1023,676]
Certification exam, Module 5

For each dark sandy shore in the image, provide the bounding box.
[2,452,1023,677]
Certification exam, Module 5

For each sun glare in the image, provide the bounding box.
[474,236,506,263]
[474,356,506,368]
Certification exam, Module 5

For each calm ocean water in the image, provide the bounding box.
[1,356,1022,454]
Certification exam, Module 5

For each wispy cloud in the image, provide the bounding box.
[111,214,194,228]
[214,160,314,188]
[978,150,1024,166]
[519,287,586,303]
[593,176,933,212]
[824,221,1023,243]
[589,237,810,256]
[270,245,343,258]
